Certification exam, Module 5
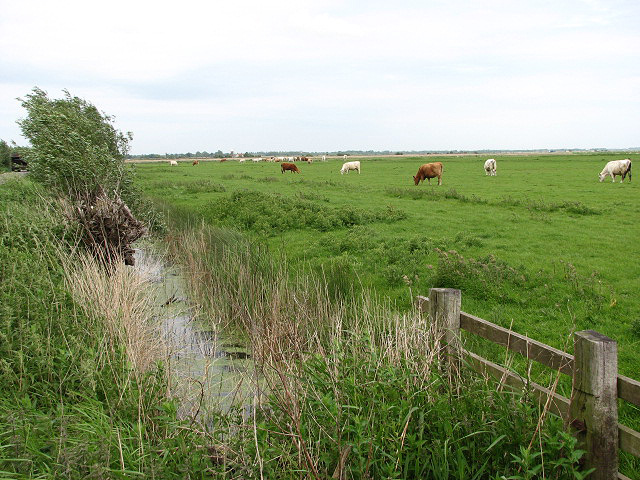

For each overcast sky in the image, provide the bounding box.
[1,0,638,154]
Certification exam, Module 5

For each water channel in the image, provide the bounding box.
[134,247,258,421]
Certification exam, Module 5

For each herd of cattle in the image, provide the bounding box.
[167,156,633,184]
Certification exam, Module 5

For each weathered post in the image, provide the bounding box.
[428,288,462,378]
[569,330,618,479]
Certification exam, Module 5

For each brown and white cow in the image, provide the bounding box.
[413,162,443,185]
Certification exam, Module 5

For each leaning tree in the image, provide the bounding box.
[18,87,146,265]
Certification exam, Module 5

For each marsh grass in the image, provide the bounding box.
[0,178,212,477]
[150,178,226,194]
[385,187,599,215]
[167,222,594,479]
[200,190,407,234]
[133,154,640,477]
[62,251,166,376]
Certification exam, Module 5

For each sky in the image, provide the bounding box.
[1,0,639,154]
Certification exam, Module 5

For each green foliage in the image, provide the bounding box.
[17,87,132,200]
[432,249,528,302]
[313,254,362,302]
[0,179,209,477]
[0,139,11,169]
[246,344,587,479]
[202,190,407,234]
[386,188,598,215]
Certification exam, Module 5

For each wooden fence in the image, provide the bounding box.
[416,288,640,480]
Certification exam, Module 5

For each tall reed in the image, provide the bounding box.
[167,222,590,478]
[62,249,167,378]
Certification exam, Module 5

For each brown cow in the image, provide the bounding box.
[219,158,227,163]
[413,162,443,185]
[192,160,200,166]
[281,162,300,174]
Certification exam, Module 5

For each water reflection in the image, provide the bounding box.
[133,247,258,420]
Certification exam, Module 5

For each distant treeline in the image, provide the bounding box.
[126,148,640,160]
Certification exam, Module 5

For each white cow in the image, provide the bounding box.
[322,155,327,162]
[238,159,246,163]
[169,160,178,166]
[484,158,497,176]
[252,158,262,163]
[343,155,348,159]
[340,161,361,174]
[599,159,632,183]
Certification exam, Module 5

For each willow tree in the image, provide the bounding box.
[18,88,145,265]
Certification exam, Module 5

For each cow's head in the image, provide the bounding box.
[598,173,606,182]
[413,175,420,185]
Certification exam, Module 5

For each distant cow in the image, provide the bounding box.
[322,155,327,162]
[343,155,348,159]
[484,158,496,176]
[340,161,360,174]
[169,160,178,166]
[413,162,443,185]
[220,158,227,163]
[281,162,300,174]
[192,160,200,166]
[599,159,632,183]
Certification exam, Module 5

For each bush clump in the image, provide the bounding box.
[17,87,150,264]
[203,190,408,234]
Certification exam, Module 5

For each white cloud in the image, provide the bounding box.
[1,0,639,151]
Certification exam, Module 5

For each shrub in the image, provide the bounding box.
[17,88,149,264]
[203,190,407,235]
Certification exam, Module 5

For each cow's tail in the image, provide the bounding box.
[627,161,632,182]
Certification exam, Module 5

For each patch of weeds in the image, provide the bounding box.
[259,176,279,183]
[150,179,225,194]
[312,254,362,302]
[501,196,599,216]
[432,249,527,302]
[204,191,406,235]
[247,342,588,479]
[454,231,484,247]
[385,187,440,201]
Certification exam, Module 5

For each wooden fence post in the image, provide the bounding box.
[570,330,618,479]
[428,288,462,376]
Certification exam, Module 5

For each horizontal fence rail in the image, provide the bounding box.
[417,290,640,479]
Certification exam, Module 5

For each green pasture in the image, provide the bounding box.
[133,154,640,376]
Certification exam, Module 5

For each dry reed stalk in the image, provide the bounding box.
[62,251,166,377]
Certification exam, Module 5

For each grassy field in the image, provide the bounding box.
[134,153,639,374]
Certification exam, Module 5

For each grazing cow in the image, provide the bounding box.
[340,161,361,174]
[305,157,312,164]
[599,159,632,183]
[413,162,443,185]
[239,159,246,163]
[484,158,496,176]
[192,160,200,166]
[169,160,178,166]
[252,158,261,163]
[220,158,227,163]
[281,162,300,174]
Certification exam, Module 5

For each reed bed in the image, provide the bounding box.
[166,222,590,479]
